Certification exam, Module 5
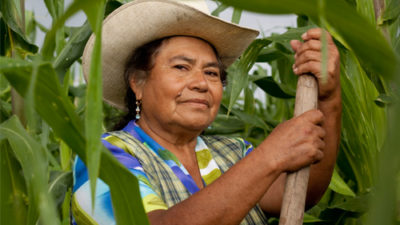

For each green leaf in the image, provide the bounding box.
[367,89,400,225]
[44,0,58,19]
[329,192,370,213]
[224,103,270,132]
[1,57,149,225]
[55,22,89,76]
[254,76,295,99]
[219,0,400,80]
[60,140,72,171]
[211,3,229,16]
[355,0,376,25]
[231,8,242,24]
[374,94,394,107]
[55,2,66,55]
[42,0,104,60]
[0,58,85,152]
[303,213,323,222]
[38,0,108,210]
[244,85,255,115]
[227,39,271,113]
[256,47,284,62]
[329,168,356,197]
[338,49,386,192]
[83,0,105,210]
[267,25,315,43]
[206,114,245,134]
[0,16,38,55]
[275,56,297,95]
[53,0,122,80]
[0,1,38,54]
[0,17,10,56]
[0,0,24,36]
[48,171,73,213]
[381,0,400,24]
[1,116,60,225]
[25,11,38,45]
[0,140,28,225]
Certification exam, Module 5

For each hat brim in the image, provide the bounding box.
[82,0,259,110]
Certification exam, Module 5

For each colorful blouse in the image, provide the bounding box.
[72,121,268,224]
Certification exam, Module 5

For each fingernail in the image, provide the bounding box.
[293,67,298,73]
[301,32,307,39]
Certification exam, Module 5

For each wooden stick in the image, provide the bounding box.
[279,74,318,225]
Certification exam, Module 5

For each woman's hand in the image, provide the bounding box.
[259,109,326,173]
[290,28,340,102]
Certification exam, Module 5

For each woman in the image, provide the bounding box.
[73,0,341,224]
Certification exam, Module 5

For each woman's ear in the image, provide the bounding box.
[129,76,144,100]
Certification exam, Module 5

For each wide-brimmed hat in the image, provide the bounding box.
[82,0,259,110]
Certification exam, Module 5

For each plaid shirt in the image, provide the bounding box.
[72,123,268,225]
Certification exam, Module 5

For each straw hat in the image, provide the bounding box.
[82,0,259,110]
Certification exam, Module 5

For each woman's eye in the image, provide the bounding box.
[174,65,187,70]
[205,71,219,77]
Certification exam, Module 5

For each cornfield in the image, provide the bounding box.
[0,0,399,224]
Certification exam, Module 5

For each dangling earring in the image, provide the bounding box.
[135,100,142,120]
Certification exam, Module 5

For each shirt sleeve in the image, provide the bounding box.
[72,134,167,225]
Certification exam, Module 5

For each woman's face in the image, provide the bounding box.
[132,36,223,134]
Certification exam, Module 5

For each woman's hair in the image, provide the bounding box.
[112,36,227,130]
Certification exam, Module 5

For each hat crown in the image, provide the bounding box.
[175,0,210,14]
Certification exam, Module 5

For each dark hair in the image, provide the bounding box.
[112,36,227,130]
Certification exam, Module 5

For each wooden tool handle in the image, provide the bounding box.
[279,74,318,225]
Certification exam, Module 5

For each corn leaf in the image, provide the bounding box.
[338,49,386,192]
[219,0,399,80]
[206,114,245,134]
[381,0,400,24]
[328,169,356,197]
[41,0,108,209]
[211,3,229,17]
[42,0,105,60]
[329,193,370,213]
[227,39,271,113]
[231,8,242,24]
[254,76,294,99]
[267,25,315,43]
[303,213,323,222]
[0,0,38,54]
[0,57,149,225]
[355,0,376,25]
[83,0,105,210]
[44,0,59,19]
[53,21,91,78]
[0,116,60,225]
[367,91,400,225]
[0,140,28,225]
[256,47,284,63]
[48,171,73,213]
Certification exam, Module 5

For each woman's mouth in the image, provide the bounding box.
[182,99,210,108]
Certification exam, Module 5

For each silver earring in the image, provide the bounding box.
[135,100,142,120]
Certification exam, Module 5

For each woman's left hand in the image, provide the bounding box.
[290,28,340,101]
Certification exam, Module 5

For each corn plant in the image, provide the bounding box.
[211,0,400,224]
[0,0,399,225]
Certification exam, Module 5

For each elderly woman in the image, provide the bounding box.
[72,0,341,224]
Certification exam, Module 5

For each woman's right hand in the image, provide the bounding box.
[259,109,326,173]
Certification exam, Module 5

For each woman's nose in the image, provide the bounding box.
[188,69,208,92]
